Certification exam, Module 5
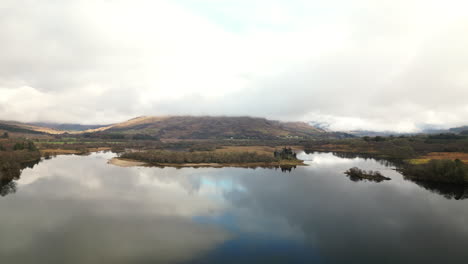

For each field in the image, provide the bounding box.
[409,152,468,164]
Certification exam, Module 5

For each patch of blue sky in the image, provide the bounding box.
[192,212,320,263]
[172,0,321,33]
[186,234,322,264]
[200,177,246,193]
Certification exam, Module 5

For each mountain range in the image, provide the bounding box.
[0,116,328,140]
[4,116,468,139]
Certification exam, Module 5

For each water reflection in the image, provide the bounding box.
[404,178,468,200]
[327,152,468,199]
[0,159,40,197]
[1,152,468,263]
[1,153,231,264]
[276,165,296,173]
[318,151,400,167]
[0,179,16,196]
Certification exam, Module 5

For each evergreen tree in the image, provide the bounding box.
[13,142,24,150]
[27,141,37,151]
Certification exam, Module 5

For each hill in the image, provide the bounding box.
[85,116,325,139]
[28,122,107,132]
[1,116,331,139]
[0,121,64,135]
[449,126,468,134]
[418,125,468,135]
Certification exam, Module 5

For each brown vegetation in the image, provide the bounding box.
[118,148,304,168]
[0,139,41,196]
[2,116,328,140]
[100,116,324,139]
[121,150,278,164]
[214,145,303,155]
[344,167,390,182]
[399,159,468,184]
[411,152,468,164]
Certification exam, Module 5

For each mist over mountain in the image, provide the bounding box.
[5,115,468,139]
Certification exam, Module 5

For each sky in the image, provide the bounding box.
[0,0,468,132]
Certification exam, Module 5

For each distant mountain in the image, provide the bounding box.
[0,120,63,134]
[1,116,357,139]
[343,125,468,137]
[5,116,468,139]
[344,130,406,137]
[419,125,468,135]
[0,122,44,135]
[29,122,108,132]
[308,121,331,131]
[448,126,468,134]
[86,116,326,139]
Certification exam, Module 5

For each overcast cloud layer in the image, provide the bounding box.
[1,0,468,132]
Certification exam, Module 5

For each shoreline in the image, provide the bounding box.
[108,157,305,168]
[40,147,111,156]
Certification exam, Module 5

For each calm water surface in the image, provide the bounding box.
[1,151,468,264]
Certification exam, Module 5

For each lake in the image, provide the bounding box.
[1,151,468,263]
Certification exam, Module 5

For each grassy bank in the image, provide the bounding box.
[399,159,468,184]
[304,134,468,160]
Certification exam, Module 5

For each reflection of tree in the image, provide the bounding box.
[0,166,20,197]
[395,160,468,200]
[0,179,17,196]
[326,152,399,167]
[273,165,296,173]
[0,159,40,197]
[404,178,468,200]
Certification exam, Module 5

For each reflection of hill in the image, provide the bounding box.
[404,178,468,200]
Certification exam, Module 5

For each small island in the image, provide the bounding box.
[110,147,305,168]
[344,167,391,182]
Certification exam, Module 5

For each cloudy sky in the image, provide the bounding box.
[1,0,467,132]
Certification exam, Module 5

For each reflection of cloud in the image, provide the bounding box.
[19,153,226,217]
[298,152,359,166]
[5,152,468,263]
[1,152,231,263]
[0,204,230,264]
[220,158,468,263]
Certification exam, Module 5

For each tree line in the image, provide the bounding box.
[120,150,278,164]
[399,159,468,184]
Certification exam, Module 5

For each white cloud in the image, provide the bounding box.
[0,0,468,131]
